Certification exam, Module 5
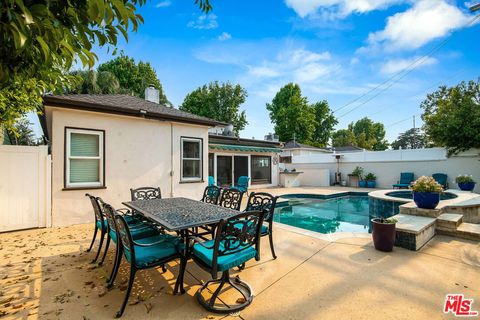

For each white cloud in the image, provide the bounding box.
[218,32,231,41]
[380,56,437,74]
[367,0,474,51]
[248,66,280,78]
[284,0,405,18]
[187,14,218,30]
[156,0,171,8]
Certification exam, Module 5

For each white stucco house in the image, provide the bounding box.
[40,93,281,227]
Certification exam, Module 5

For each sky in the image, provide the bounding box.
[32,0,480,143]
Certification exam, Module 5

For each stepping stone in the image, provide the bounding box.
[392,214,436,251]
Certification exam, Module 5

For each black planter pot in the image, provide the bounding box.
[371,218,396,252]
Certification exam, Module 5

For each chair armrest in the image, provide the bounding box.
[133,238,178,247]
[189,236,215,249]
[116,208,132,215]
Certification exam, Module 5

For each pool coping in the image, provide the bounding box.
[274,221,371,242]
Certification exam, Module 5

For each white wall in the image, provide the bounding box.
[285,148,480,192]
[46,107,209,227]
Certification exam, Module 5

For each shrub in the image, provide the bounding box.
[352,166,364,180]
[365,173,376,181]
[455,175,475,184]
[410,176,443,193]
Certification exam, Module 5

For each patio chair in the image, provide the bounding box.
[244,192,279,260]
[85,193,107,263]
[99,199,160,283]
[218,188,244,211]
[201,185,222,205]
[392,172,414,189]
[113,214,186,318]
[232,176,250,195]
[187,210,265,313]
[208,176,216,186]
[130,187,161,201]
[433,173,448,189]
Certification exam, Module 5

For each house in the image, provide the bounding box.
[41,92,226,226]
[208,134,282,188]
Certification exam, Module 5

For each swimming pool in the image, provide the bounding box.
[274,193,377,234]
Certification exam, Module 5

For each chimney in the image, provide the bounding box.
[145,86,159,104]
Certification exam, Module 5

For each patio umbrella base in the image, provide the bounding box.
[196,271,253,313]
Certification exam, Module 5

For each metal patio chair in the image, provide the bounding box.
[130,187,162,201]
[232,176,250,195]
[187,210,264,313]
[218,188,244,211]
[112,214,186,318]
[85,193,107,263]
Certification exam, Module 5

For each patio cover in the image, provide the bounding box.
[209,144,281,153]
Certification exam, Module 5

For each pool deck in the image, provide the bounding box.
[1,223,479,319]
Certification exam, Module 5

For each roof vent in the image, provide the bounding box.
[145,86,159,104]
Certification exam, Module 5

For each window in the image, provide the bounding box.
[251,155,271,184]
[65,128,104,188]
[181,137,202,182]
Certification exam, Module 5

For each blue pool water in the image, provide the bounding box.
[274,194,374,234]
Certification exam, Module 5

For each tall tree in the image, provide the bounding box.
[68,70,120,94]
[98,55,169,103]
[331,129,356,148]
[348,117,389,150]
[391,128,430,150]
[311,101,337,147]
[180,81,248,134]
[421,79,480,155]
[266,83,316,143]
[11,117,36,145]
[0,1,210,132]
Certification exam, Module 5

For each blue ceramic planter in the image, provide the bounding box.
[358,180,367,188]
[413,192,440,210]
[458,182,476,191]
[367,181,376,188]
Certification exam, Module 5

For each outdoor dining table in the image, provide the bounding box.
[122,197,239,254]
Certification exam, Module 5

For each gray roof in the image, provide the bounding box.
[209,134,282,148]
[283,140,323,149]
[43,94,226,127]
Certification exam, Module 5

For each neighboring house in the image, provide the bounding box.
[324,146,364,153]
[41,93,225,226]
[208,134,282,188]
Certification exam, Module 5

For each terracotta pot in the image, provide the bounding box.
[371,218,396,252]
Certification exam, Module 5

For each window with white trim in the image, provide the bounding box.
[181,137,202,181]
[65,128,104,188]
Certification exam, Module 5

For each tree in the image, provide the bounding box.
[180,81,248,134]
[98,55,169,103]
[311,101,337,147]
[348,117,389,150]
[11,117,36,145]
[391,128,430,150]
[68,70,120,94]
[332,129,356,148]
[421,79,480,155]
[266,83,317,143]
[0,1,210,132]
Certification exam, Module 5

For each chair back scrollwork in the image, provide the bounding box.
[130,187,162,201]
[219,188,243,211]
[201,186,222,205]
[245,192,278,222]
[114,214,135,263]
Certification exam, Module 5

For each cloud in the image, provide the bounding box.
[366,0,474,51]
[187,14,218,30]
[218,32,232,41]
[156,0,171,8]
[380,56,437,74]
[284,0,405,18]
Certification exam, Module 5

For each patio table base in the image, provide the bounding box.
[196,270,253,313]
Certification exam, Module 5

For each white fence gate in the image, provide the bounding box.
[0,145,51,232]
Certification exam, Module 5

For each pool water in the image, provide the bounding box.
[274,195,372,234]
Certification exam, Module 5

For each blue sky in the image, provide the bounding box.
[33,0,480,143]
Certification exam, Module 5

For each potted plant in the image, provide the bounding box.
[410,176,443,209]
[352,166,366,188]
[455,175,476,191]
[365,172,377,188]
[371,217,397,252]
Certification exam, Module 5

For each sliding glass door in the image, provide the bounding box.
[215,155,249,187]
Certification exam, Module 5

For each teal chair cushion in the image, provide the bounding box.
[193,239,257,272]
[124,234,183,267]
[110,225,158,243]
[96,219,106,230]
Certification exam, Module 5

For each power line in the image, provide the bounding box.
[333,14,480,118]
[386,113,421,128]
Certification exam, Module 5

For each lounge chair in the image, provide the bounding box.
[392,172,414,189]
[433,173,448,189]
[232,176,250,195]
[208,176,216,186]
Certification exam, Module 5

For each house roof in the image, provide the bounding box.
[43,94,227,127]
[327,146,364,152]
[283,140,323,150]
[208,134,282,148]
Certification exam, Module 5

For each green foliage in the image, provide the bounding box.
[391,128,430,150]
[421,79,480,155]
[267,83,336,146]
[68,70,120,94]
[351,166,364,179]
[455,175,475,184]
[374,217,398,224]
[331,129,356,147]
[11,117,37,145]
[410,176,443,193]
[98,55,169,103]
[180,81,248,134]
[365,172,376,181]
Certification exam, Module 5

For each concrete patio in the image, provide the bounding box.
[0,222,479,319]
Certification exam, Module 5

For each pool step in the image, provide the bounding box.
[392,214,436,251]
[456,223,480,241]
[436,213,463,232]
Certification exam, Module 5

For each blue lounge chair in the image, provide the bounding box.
[433,173,448,189]
[208,176,216,186]
[392,172,414,189]
[233,176,250,195]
